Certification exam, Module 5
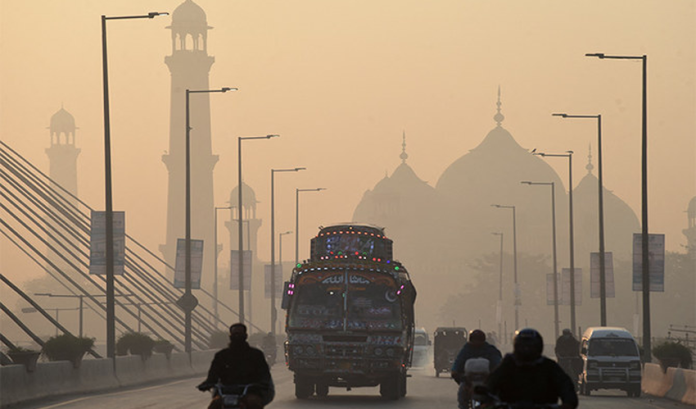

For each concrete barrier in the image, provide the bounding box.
[0,350,215,408]
[642,362,696,405]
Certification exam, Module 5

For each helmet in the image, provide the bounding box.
[562,328,572,336]
[513,328,543,363]
[469,329,486,343]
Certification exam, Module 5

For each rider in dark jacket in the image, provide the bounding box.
[486,328,578,409]
[451,330,502,409]
[197,323,274,409]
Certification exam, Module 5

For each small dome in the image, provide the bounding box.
[50,107,75,134]
[689,196,696,218]
[230,181,258,209]
[171,0,209,27]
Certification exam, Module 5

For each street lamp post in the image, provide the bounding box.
[238,135,279,325]
[295,188,326,266]
[183,88,235,352]
[585,52,651,359]
[534,150,577,335]
[492,204,519,332]
[214,206,233,328]
[101,10,167,360]
[492,232,504,338]
[34,293,95,338]
[278,230,292,334]
[521,181,560,339]
[270,168,305,335]
[553,113,607,326]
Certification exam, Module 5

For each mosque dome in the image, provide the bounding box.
[434,92,568,260]
[352,135,437,262]
[573,149,640,262]
[230,181,258,209]
[50,107,76,135]
[171,0,208,26]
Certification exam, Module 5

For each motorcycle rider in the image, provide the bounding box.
[486,328,578,409]
[555,328,580,359]
[261,332,277,365]
[197,323,274,409]
[555,328,581,382]
[451,329,502,409]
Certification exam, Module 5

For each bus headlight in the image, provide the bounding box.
[629,361,641,370]
[293,346,304,355]
[386,348,395,357]
[374,347,383,356]
[587,360,598,369]
[306,346,316,356]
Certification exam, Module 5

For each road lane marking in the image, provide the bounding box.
[39,379,193,409]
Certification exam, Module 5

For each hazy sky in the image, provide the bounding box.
[1,0,694,284]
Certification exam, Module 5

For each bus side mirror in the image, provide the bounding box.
[581,346,587,355]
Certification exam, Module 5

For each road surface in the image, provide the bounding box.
[14,364,690,409]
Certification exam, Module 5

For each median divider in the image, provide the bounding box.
[0,350,215,408]
[642,362,696,405]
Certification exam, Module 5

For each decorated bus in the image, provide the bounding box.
[282,224,417,400]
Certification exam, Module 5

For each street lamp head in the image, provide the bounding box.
[533,152,546,157]
[221,87,238,92]
[317,188,327,191]
[148,12,169,18]
[521,181,532,185]
[585,53,605,59]
[295,167,306,172]
[552,113,568,118]
[266,134,280,139]
[567,150,574,154]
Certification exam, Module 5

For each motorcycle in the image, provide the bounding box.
[473,385,561,409]
[464,358,490,409]
[207,383,258,409]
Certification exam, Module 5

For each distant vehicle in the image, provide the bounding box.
[282,224,417,400]
[579,327,642,397]
[412,327,431,367]
[433,327,467,377]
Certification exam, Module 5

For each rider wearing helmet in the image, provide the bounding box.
[555,329,580,359]
[451,329,502,409]
[197,323,274,409]
[486,328,578,409]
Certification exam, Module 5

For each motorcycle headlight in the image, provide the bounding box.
[374,347,383,356]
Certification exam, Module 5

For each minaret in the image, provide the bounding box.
[45,107,80,269]
[46,107,80,202]
[225,182,262,262]
[160,0,218,282]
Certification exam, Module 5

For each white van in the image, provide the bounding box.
[412,328,431,367]
[579,327,642,397]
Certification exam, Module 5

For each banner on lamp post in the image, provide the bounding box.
[89,211,125,275]
[173,239,204,289]
[561,268,582,306]
[546,273,560,306]
[590,252,615,298]
[632,233,665,292]
[264,264,284,299]
[230,250,252,291]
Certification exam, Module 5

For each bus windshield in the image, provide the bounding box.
[288,271,402,331]
[288,281,345,330]
[346,273,401,331]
